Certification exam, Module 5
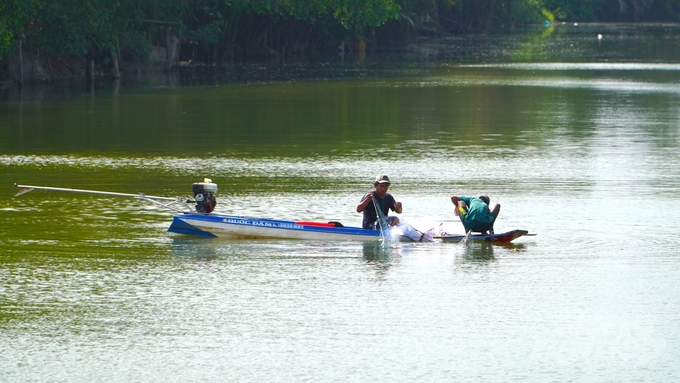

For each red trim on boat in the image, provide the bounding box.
[295,221,336,227]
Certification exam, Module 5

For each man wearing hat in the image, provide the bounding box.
[450,195,500,235]
[356,174,403,230]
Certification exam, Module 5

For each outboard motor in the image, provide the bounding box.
[192,178,218,213]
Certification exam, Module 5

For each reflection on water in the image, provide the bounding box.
[467,63,680,71]
[462,242,496,262]
[171,237,225,260]
[362,241,396,262]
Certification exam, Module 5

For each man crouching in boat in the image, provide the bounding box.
[450,195,500,235]
[357,174,403,230]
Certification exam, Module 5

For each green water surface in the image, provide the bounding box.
[2,23,680,382]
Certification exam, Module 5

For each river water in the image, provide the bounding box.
[1,23,680,381]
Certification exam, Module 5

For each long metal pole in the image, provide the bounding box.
[13,183,178,201]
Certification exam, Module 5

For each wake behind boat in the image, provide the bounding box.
[13,179,532,243]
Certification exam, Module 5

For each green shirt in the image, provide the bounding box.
[459,196,494,224]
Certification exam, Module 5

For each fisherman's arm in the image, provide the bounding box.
[450,196,463,216]
[356,193,373,213]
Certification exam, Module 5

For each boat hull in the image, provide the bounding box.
[168,213,532,243]
[437,230,530,243]
[168,213,383,241]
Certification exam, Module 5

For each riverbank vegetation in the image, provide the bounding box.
[1,0,679,85]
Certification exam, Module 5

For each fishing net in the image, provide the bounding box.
[372,197,393,244]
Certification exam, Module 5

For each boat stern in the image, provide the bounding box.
[168,215,218,237]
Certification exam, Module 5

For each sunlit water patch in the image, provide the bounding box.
[462,62,680,71]
[374,73,680,94]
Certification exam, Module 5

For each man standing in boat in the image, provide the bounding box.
[357,174,403,230]
[450,195,500,235]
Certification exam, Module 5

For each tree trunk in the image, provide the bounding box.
[483,0,498,32]
[31,47,36,82]
[18,39,24,87]
[116,38,122,73]
[86,59,95,90]
[165,29,179,72]
[111,50,120,79]
[112,79,120,95]
[47,56,54,84]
